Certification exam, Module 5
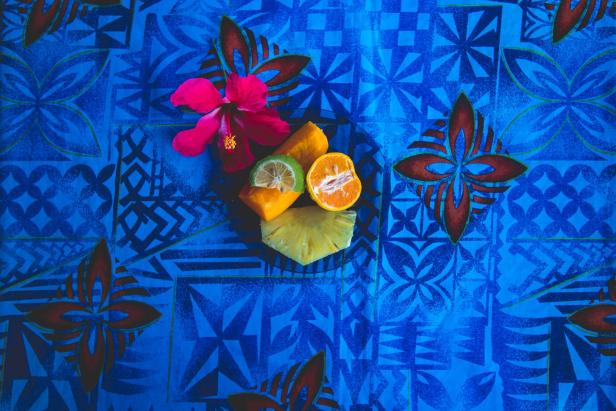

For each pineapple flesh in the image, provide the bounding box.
[261,206,356,265]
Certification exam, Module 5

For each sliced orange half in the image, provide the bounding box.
[306,152,362,211]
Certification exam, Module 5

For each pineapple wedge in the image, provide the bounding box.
[261,206,356,265]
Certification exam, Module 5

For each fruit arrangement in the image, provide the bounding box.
[240,122,362,265]
[238,121,328,222]
[169,72,361,266]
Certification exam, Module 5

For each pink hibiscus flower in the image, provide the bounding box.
[170,73,290,173]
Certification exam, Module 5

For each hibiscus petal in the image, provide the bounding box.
[235,108,290,146]
[172,110,221,156]
[170,78,223,114]
[218,132,254,173]
[225,73,267,112]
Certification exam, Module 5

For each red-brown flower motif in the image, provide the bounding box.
[569,277,616,366]
[228,351,340,410]
[200,17,311,107]
[545,0,616,42]
[26,239,161,392]
[395,93,527,243]
[21,0,120,46]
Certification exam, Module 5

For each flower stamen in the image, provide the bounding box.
[223,134,237,151]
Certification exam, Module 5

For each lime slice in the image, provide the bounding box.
[249,154,305,192]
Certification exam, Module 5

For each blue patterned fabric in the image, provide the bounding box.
[1,0,615,410]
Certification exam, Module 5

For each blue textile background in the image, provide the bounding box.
[0,0,615,410]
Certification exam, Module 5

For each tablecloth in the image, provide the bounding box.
[0,0,615,409]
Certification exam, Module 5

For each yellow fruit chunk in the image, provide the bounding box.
[306,152,362,211]
[239,122,329,221]
[261,206,356,265]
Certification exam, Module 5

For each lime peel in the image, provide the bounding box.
[249,154,305,193]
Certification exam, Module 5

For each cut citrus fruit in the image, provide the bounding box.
[261,206,356,265]
[239,122,329,221]
[306,152,362,211]
[249,154,304,192]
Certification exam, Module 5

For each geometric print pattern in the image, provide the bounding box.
[1,0,615,410]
